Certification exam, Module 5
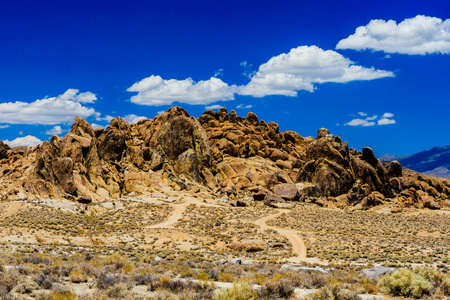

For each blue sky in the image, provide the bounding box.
[0,0,449,156]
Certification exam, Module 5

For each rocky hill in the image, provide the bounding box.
[1,107,449,210]
[380,146,450,178]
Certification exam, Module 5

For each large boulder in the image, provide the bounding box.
[388,161,403,177]
[360,266,396,281]
[273,183,299,201]
[422,195,441,209]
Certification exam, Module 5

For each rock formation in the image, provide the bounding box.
[1,106,449,210]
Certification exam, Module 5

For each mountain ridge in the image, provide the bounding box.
[380,145,450,178]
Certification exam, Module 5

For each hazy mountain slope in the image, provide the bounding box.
[380,146,450,178]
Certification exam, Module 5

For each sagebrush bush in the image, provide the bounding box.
[0,272,19,297]
[34,272,56,289]
[306,284,361,300]
[96,272,124,289]
[134,273,159,285]
[214,283,257,300]
[106,283,128,298]
[258,278,295,299]
[377,268,430,298]
[51,284,77,300]
[69,270,88,283]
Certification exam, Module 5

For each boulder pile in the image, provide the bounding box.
[1,106,449,210]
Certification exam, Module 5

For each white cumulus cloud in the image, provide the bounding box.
[336,15,450,55]
[0,89,97,125]
[4,135,43,147]
[237,46,394,97]
[123,114,147,124]
[60,89,97,103]
[345,112,396,127]
[345,118,376,127]
[127,75,236,106]
[378,118,396,125]
[45,126,63,136]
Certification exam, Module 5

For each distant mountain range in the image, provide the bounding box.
[379,146,450,178]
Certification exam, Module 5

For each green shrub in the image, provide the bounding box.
[377,269,430,298]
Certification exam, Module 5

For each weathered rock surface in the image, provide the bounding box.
[360,266,396,281]
[1,106,449,210]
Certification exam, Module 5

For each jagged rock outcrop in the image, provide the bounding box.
[0,141,10,159]
[0,107,212,201]
[1,106,449,210]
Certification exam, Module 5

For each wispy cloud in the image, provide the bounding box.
[91,123,104,129]
[96,115,114,122]
[236,104,252,109]
[205,104,222,110]
[337,15,450,55]
[240,61,255,78]
[0,125,10,129]
[213,69,224,78]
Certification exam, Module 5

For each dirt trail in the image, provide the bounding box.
[148,197,222,229]
[149,201,190,229]
[253,210,307,263]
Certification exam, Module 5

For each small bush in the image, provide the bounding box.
[377,269,430,298]
[0,272,19,296]
[69,270,88,283]
[52,290,77,300]
[105,253,128,270]
[96,272,122,289]
[307,284,361,300]
[160,277,188,293]
[196,271,209,281]
[106,283,128,298]
[219,272,235,282]
[34,272,56,289]
[134,273,159,285]
[214,283,257,300]
[259,278,295,299]
[21,255,51,265]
